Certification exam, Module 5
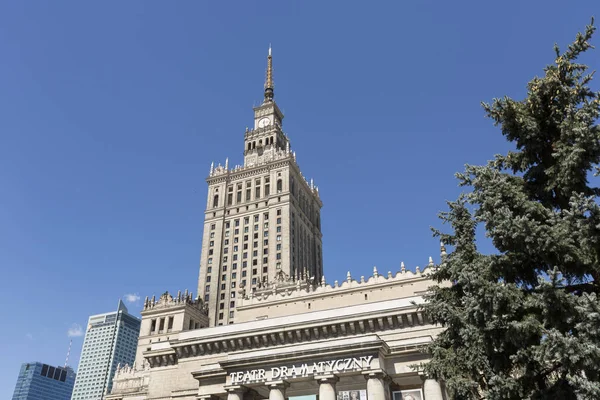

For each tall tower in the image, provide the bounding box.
[197,47,323,326]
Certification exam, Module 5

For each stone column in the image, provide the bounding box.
[268,381,288,400]
[226,386,246,400]
[315,375,338,400]
[364,371,390,400]
[423,379,444,400]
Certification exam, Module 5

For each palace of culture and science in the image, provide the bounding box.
[106,49,448,400]
[198,47,323,326]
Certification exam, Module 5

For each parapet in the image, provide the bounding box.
[238,257,440,317]
[143,290,208,315]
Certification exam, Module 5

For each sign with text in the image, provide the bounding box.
[230,355,374,384]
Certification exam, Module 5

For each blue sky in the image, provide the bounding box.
[0,1,598,397]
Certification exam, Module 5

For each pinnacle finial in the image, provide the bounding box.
[264,46,274,102]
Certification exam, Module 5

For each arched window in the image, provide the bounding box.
[270,136,274,145]
[252,141,256,149]
[247,143,251,151]
[213,195,219,208]
[277,179,282,193]
[259,140,262,146]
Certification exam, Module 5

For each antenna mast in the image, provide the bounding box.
[64,339,72,368]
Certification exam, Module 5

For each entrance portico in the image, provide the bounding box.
[107,267,448,400]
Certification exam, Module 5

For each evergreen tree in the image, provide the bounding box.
[421,20,600,399]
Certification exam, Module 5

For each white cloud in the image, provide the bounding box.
[25,333,33,340]
[67,323,84,338]
[123,293,141,304]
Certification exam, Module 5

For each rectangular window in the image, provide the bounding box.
[264,231,269,237]
[277,217,281,224]
[208,258,213,264]
[210,241,214,246]
[221,284,226,290]
[246,189,251,200]
[277,209,281,216]
[231,281,236,288]
[224,239,229,245]
[277,235,281,241]
[232,272,237,279]
[229,311,235,318]
[232,263,237,270]
[263,248,269,255]
[264,223,269,229]
[234,245,238,252]
[220,293,225,300]
[211,223,216,229]
[228,193,233,205]
[253,259,258,266]
[264,239,269,245]
[209,249,213,255]
[254,233,259,239]
[243,252,248,259]
[231,292,236,298]
[205,285,210,292]
[242,271,247,277]
[237,192,242,202]
[226,221,230,228]
[225,230,230,237]
[223,248,228,254]
[244,217,249,224]
[276,253,282,260]
[235,228,239,235]
[277,226,282,232]
[276,244,281,250]
[254,224,258,231]
[253,250,258,257]
[222,265,228,271]
[220,303,225,310]
[264,213,269,220]
[207,267,212,273]
[253,268,258,275]
[210,232,215,238]
[244,243,248,250]
[235,219,240,227]
[230,301,235,307]
[219,313,224,320]
[254,215,259,222]
[263,257,268,263]
[263,266,268,273]
[222,274,227,281]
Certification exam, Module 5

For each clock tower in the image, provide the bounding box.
[244,46,289,167]
[198,47,324,326]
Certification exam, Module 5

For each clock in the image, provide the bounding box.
[258,117,271,128]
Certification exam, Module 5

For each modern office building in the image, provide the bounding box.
[197,46,323,326]
[106,49,448,400]
[70,300,140,400]
[11,361,75,400]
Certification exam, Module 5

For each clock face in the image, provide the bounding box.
[258,117,271,128]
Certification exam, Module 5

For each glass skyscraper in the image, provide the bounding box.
[70,300,140,400]
[11,362,76,400]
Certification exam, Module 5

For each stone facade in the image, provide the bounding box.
[107,263,448,400]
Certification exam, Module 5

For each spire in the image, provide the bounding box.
[264,45,274,103]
